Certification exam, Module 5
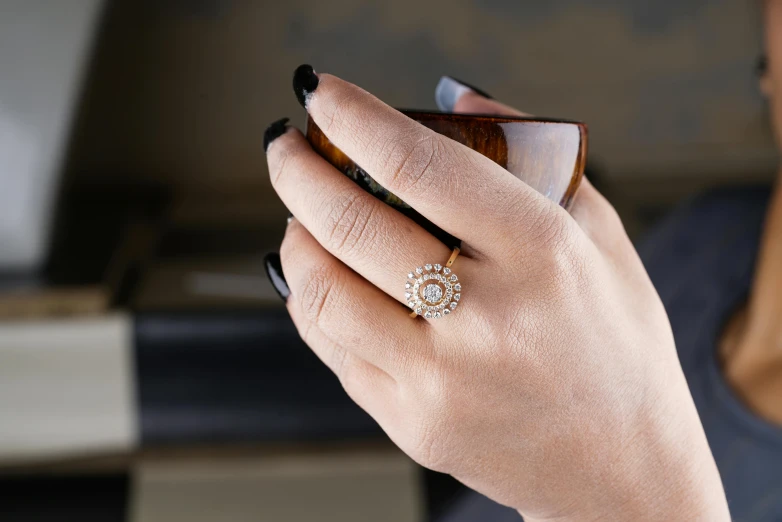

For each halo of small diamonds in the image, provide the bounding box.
[405,264,461,319]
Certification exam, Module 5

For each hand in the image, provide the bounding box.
[264,66,729,521]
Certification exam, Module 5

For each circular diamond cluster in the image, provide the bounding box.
[422,284,443,303]
[405,263,461,319]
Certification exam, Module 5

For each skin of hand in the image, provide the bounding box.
[720,0,782,426]
[266,69,730,521]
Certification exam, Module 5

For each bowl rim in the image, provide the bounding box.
[396,109,585,126]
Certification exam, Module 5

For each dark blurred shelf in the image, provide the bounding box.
[134,308,383,445]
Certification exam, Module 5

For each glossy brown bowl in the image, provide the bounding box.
[307,111,587,247]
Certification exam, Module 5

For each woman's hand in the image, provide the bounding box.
[264,66,729,521]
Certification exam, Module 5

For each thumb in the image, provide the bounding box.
[435,76,531,116]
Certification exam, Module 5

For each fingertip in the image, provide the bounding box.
[293,64,319,108]
[265,124,307,157]
[452,93,529,117]
[284,213,305,236]
[451,91,494,113]
[263,252,290,302]
[264,122,303,155]
[435,76,475,111]
[265,125,310,188]
[264,117,291,153]
[281,217,321,265]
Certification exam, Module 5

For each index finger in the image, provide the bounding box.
[293,65,555,257]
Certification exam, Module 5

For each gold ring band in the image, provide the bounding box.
[445,247,460,268]
[407,247,462,319]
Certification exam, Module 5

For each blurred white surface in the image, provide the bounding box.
[0,0,102,269]
[0,314,137,463]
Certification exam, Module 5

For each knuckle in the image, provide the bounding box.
[521,205,575,264]
[599,200,627,235]
[504,207,566,265]
[511,209,592,297]
[502,195,568,258]
[547,223,591,293]
[322,192,379,257]
[501,303,541,361]
[532,207,572,251]
[279,221,303,260]
[298,264,341,328]
[337,357,370,404]
[330,345,351,384]
[404,372,454,472]
[382,133,446,196]
[576,185,628,239]
[599,197,621,224]
[297,316,318,349]
[408,414,450,472]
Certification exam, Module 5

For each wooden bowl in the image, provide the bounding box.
[307,111,587,247]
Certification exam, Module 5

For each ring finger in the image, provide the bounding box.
[281,218,429,377]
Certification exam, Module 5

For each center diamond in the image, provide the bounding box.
[422,284,443,304]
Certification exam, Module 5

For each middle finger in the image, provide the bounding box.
[296,65,556,259]
[267,124,469,307]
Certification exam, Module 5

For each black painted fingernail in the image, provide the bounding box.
[264,253,290,302]
[264,117,290,152]
[435,76,493,111]
[293,64,319,108]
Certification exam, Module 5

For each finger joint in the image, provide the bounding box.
[322,193,380,258]
[299,265,342,329]
[384,134,444,197]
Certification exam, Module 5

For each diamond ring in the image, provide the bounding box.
[406,248,461,319]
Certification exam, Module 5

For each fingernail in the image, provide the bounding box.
[435,76,493,112]
[286,212,294,224]
[264,117,290,152]
[264,253,290,302]
[293,64,319,108]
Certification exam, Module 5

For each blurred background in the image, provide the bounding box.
[0,0,773,520]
